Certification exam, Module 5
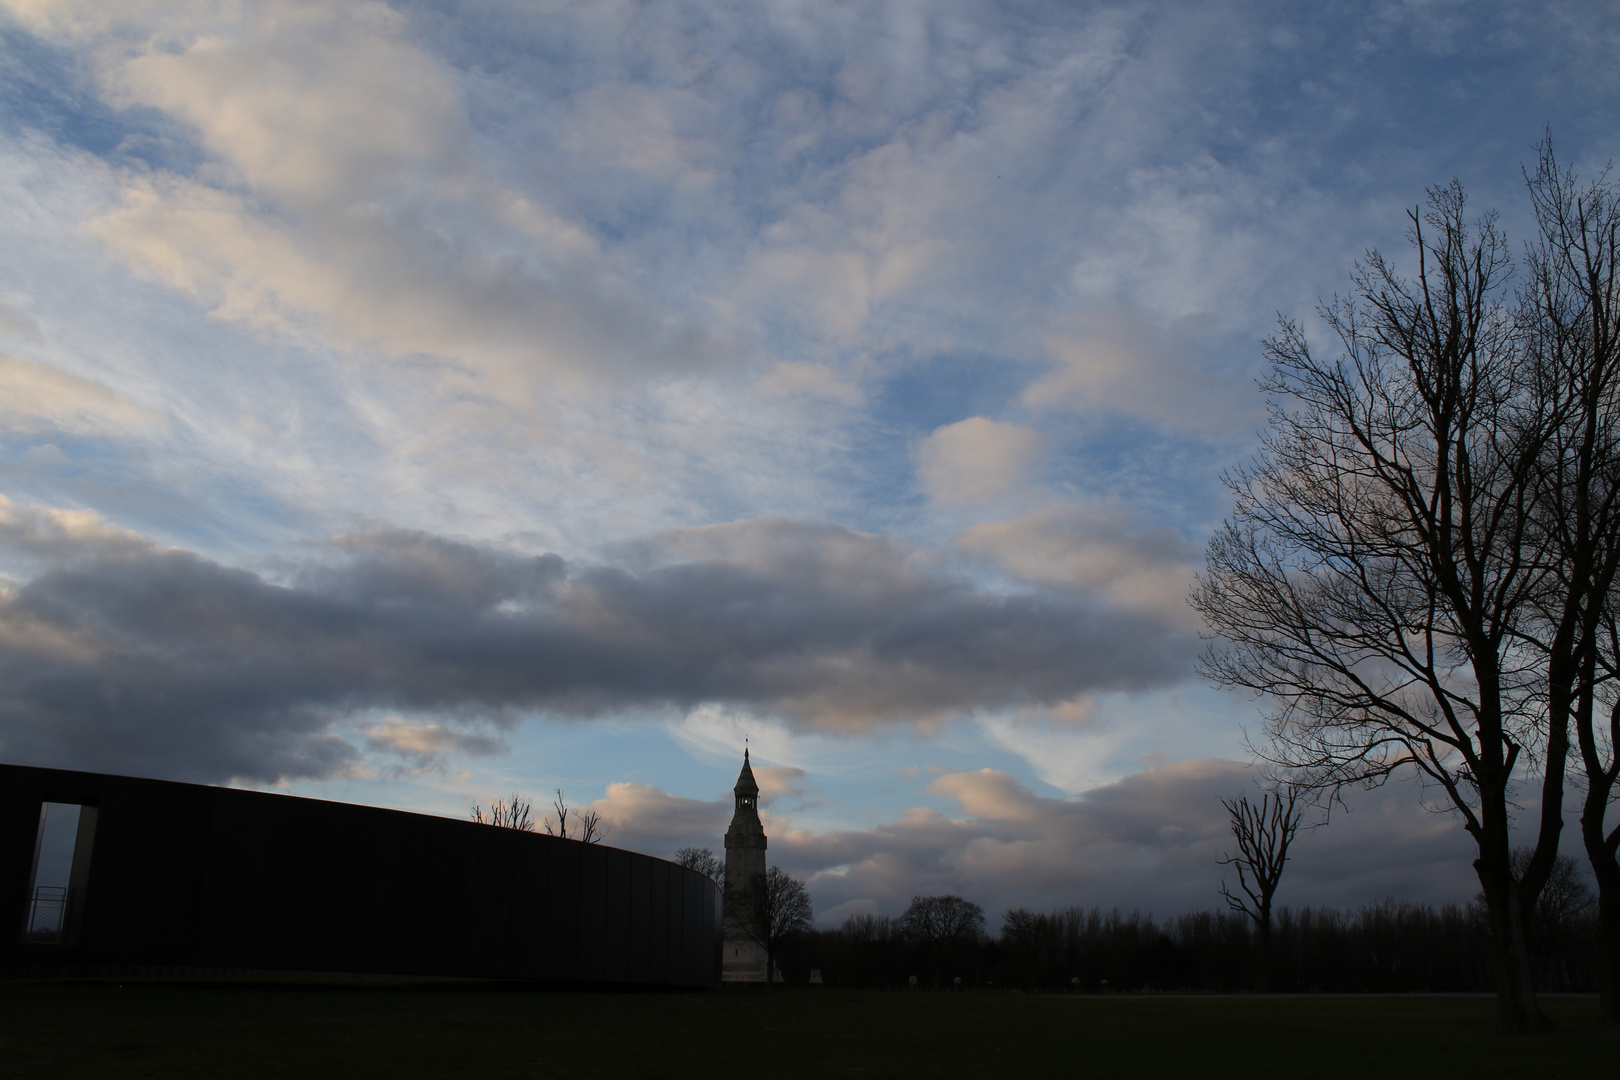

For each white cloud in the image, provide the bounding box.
[667,705,897,783]
[973,702,1135,794]
[916,417,1046,506]
[0,352,167,435]
[583,780,729,858]
[1024,308,1262,434]
[107,2,463,207]
[62,0,732,419]
[956,501,1201,626]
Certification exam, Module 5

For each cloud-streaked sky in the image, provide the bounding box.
[1,0,1613,923]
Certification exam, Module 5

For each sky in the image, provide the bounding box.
[0,0,1615,927]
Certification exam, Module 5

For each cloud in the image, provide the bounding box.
[916,417,1046,506]
[49,0,734,409]
[754,362,865,406]
[0,352,167,436]
[585,760,1479,923]
[362,716,507,766]
[956,502,1201,627]
[0,515,1196,784]
[0,495,155,565]
[771,761,1253,920]
[0,298,40,336]
[972,701,1133,795]
[581,781,731,859]
[1024,308,1262,434]
[106,2,462,207]
[752,764,814,805]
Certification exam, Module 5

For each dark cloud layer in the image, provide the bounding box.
[0,517,1195,784]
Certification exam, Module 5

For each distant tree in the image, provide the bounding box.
[675,846,725,883]
[1217,786,1303,990]
[1473,847,1596,949]
[841,912,895,940]
[469,792,534,831]
[794,897,1602,994]
[736,866,813,985]
[1002,907,1068,989]
[1001,906,1041,945]
[1528,851,1596,937]
[899,894,985,987]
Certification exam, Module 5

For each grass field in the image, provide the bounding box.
[0,981,1613,1079]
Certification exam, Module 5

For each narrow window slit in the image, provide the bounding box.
[22,802,97,944]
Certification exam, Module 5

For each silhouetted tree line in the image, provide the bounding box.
[774,892,1600,993]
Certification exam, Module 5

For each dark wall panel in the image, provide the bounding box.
[0,765,719,986]
[604,849,631,982]
[507,829,546,979]
[627,856,651,985]
[647,859,671,985]
[541,839,580,981]
[577,843,608,982]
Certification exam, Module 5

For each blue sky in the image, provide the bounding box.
[0,0,1614,924]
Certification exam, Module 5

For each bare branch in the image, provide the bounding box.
[469,792,535,831]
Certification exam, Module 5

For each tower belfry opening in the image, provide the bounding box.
[721,749,771,983]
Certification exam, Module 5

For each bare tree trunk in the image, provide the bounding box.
[1578,691,1620,1022]
[1476,837,1553,1031]
[1217,789,1299,993]
[1584,808,1620,1022]
[1254,912,1271,993]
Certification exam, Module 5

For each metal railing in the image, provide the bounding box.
[25,886,67,942]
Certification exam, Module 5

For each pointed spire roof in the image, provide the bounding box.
[733,748,759,797]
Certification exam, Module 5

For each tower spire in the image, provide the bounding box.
[722,746,769,982]
[733,748,760,809]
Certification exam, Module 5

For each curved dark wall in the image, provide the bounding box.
[0,764,721,986]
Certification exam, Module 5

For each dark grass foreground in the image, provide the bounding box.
[0,982,1614,1079]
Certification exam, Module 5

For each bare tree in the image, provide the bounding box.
[1519,141,1620,1023]
[735,865,813,984]
[675,846,725,883]
[574,807,608,845]
[1191,180,1568,1031]
[899,894,985,988]
[469,792,535,831]
[538,790,608,843]
[1217,787,1303,990]
[542,789,571,840]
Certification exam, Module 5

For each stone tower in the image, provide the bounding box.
[721,749,770,982]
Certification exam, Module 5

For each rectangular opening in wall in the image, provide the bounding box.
[22,802,97,944]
